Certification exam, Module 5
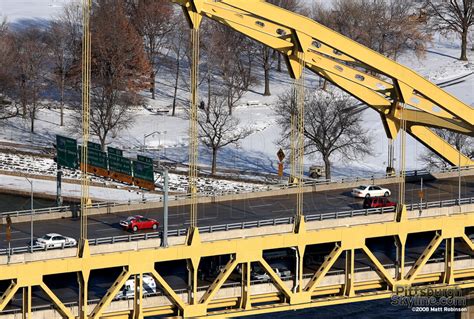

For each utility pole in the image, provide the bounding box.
[458,149,461,207]
[162,168,169,247]
[25,178,34,251]
[57,163,63,206]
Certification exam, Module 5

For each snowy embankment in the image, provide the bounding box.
[0,150,266,201]
[1,2,473,194]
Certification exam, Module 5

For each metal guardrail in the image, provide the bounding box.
[2,196,473,257]
[1,165,473,219]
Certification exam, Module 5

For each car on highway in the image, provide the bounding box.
[251,264,291,281]
[120,215,160,232]
[35,233,77,249]
[352,185,391,198]
[363,196,397,209]
[115,274,157,300]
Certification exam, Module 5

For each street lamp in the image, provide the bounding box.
[25,177,34,251]
[143,131,168,166]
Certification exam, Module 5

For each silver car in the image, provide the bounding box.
[35,233,77,249]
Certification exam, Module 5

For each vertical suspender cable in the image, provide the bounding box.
[398,103,406,208]
[80,0,91,245]
[296,52,305,219]
[189,27,200,230]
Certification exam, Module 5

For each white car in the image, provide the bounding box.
[35,233,77,249]
[352,185,391,198]
[115,274,157,300]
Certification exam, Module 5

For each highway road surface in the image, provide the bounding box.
[0,175,473,250]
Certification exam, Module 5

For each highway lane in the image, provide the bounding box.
[1,175,473,249]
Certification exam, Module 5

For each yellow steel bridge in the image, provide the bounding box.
[1,0,473,318]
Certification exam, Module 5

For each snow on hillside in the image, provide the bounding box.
[1,1,473,181]
[0,0,70,22]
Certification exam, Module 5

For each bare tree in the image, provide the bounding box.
[46,3,82,126]
[260,45,274,96]
[72,0,151,150]
[169,17,187,117]
[10,27,48,133]
[420,129,473,168]
[206,23,256,114]
[195,95,252,175]
[312,0,432,60]
[128,0,173,99]
[274,88,373,179]
[424,0,474,61]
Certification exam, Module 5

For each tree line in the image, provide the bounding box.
[0,0,472,177]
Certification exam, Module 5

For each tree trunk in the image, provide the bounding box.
[228,91,233,115]
[263,66,271,96]
[172,54,180,116]
[30,110,34,133]
[211,147,218,175]
[151,70,156,99]
[60,76,65,126]
[277,53,282,72]
[206,66,211,123]
[323,155,331,180]
[460,29,468,61]
[99,135,107,152]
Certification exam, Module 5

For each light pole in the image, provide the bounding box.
[144,131,167,167]
[458,148,461,207]
[25,177,34,251]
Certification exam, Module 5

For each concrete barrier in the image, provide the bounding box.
[407,204,474,219]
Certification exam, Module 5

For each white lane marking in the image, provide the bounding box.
[0,231,20,235]
[88,221,117,226]
[184,217,217,225]
[249,203,274,208]
[272,208,294,213]
[95,228,121,232]
[8,237,32,242]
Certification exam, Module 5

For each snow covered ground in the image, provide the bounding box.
[0,173,163,203]
[1,1,473,184]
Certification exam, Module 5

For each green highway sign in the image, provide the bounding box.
[56,135,78,169]
[88,141,102,151]
[78,146,108,169]
[109,154,132,175]
[107,146,123,157]
[137,155,153,164]
[133,160,154,182]
[88,148,107,169]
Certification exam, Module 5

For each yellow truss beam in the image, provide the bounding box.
[405,232,443,283]
[150,269,185,311]
[172,0,474,166]
[199,257,239,305]
[89,267,130,319]
[305,244,343,293]
[258,258,292,301]
[361,245,395,289]
[39,282,75,319]
[0,280,19,312]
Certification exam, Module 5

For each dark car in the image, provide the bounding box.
[120,215,160,232]
[363,196,397,209]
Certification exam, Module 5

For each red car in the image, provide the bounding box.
[363,197,396,209]
[120,215,160,232]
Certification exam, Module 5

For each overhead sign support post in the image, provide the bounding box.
[56,135,78,206]
[277,148,285,181]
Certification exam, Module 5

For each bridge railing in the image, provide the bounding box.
[2,196,473,257]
